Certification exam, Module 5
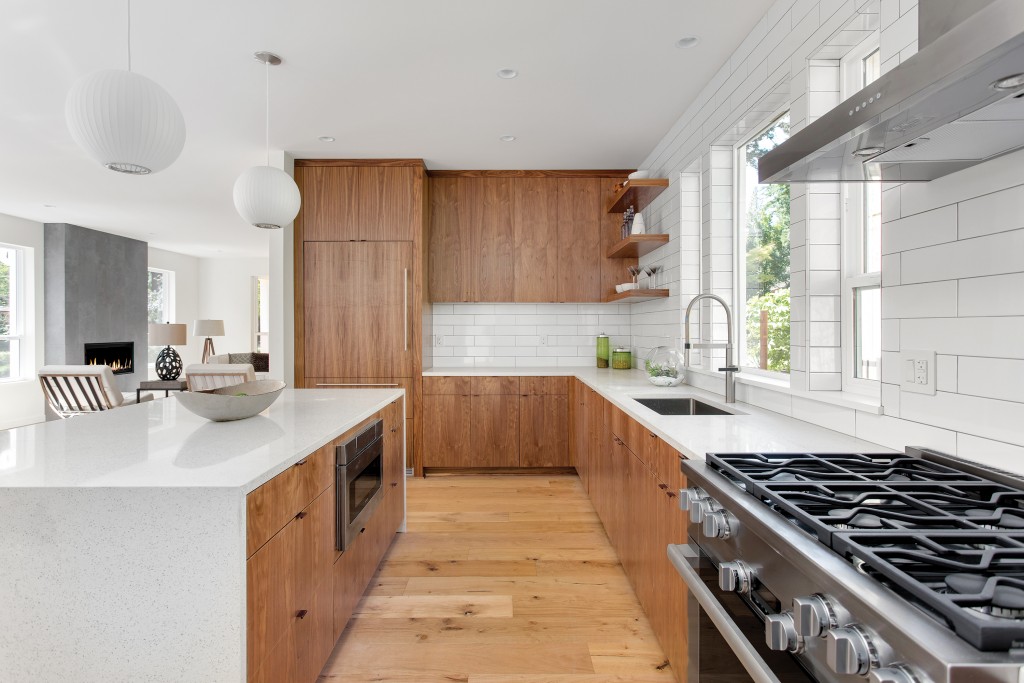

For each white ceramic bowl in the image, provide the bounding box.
[620,282,638,291]
[176,380,286,422]
[615,284,625,293]
[628,170,651,180]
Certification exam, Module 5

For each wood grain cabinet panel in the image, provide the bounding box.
[422,394,472,467]
[383,399,405,490]
[556,178,602,302]
[472,394,520,467]
[247,445,332,557]
[519,394,569,467]
[297,165,420,242]
[472,375,520,395]
[303,241,413,379]
[423,376,471,395]
[520,375,568,395]
[428,177,514,302]
[512,177,559,302]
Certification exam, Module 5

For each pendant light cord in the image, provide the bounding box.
[265,58,270,167]
[127,0,132,71]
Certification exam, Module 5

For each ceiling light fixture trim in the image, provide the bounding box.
[499,135,517,142]
[497,68,519,79]
[675,36,700,49]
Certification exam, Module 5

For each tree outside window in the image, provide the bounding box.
[738,113,791,373]
[0,247,22,380]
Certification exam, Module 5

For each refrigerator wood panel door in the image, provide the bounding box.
[304,241,414,378]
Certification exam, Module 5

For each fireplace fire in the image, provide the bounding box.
[84,342,134,375]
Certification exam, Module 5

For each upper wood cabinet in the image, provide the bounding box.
[296,164,422,242]
[512,177,560,302]
[427,173,629,303]
[429,177,513,302]
[303,241,414,378]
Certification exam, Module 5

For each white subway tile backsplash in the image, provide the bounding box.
[901,317,1024,359]
[901,391,1024,448]
[958,272,1024,317]
[958,357,1024,404]
[881,281,957,319]
[881,205,957,255]
[956,434,1024,472]
[958,184,1024,238]
[900,229,1024,284]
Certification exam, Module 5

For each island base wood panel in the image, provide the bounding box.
[247,398,406,683]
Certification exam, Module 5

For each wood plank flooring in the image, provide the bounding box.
[318,474,675,683]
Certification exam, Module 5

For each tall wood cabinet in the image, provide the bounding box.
[294,160,428,475]
[427,172,633,303]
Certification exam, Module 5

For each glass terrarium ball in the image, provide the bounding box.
[645,346,685,387]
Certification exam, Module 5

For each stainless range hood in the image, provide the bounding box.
[759,0,1024,183]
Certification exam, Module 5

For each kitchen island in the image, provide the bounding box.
[0,388,405,683]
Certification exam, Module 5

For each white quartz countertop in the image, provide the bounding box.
[0,388,403,491]
[424,366,892,460]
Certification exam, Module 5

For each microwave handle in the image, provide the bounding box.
[668,544,782,683]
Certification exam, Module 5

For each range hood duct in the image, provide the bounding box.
[759,0,1024,184]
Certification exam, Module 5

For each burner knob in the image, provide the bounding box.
[765,612,803,653]
[793,594,835,638]
[680,487,707,511]
[690,498,717,524]
[718,561,753,594]
[703,510,733,539]
[827,627,875,676]
[868,666,917,683]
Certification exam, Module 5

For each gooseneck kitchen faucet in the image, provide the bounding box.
[683,293,739,403]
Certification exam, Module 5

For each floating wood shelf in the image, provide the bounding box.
[604,289,670,303]
[606,234,670,259]
[606,178,669,214]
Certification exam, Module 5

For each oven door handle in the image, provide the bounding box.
[668,544,782,683]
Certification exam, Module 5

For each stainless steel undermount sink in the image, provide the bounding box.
[633,397,735,416]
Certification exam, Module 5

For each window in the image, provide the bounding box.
[253,277,269,353]
[841,39,882,388]
[147,268,175,363]
[0,245,25,380]
[736,112,791,375]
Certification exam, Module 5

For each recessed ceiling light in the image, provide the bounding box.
[318,136,336,142]
[499,135,517,142]
[852,146,884,157]
[675,36,700,49]
[992,73,1024,90]
[43,203,56,208]
[496,69,518,79]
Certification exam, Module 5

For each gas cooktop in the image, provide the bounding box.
[706,448,1024,651]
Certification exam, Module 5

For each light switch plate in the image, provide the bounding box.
[899,349,936,395]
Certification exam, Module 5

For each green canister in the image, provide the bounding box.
[596,334,610,368]
[612,348,632,369]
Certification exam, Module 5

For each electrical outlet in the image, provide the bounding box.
[539,335,548,346]
[899,349,936,395]
[434,335,444,347]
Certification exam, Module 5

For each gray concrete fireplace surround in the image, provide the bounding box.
[44,223,148,393]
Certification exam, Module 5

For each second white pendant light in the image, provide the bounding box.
[233,52,301,230]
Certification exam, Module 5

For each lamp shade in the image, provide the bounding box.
[65,70,186,175]
[149,323,187,346]
[233,166,301,229]
[192,319,225,337]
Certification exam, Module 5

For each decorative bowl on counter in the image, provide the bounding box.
[175,380,286,422]
[628,170,651,180]
[644,346,685,387]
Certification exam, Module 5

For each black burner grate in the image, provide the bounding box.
[706,451,1024,651]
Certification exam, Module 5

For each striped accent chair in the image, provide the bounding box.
[38,365,151,419]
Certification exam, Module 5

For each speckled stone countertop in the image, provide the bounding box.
[0,388,403,492]
[424,366,891,458]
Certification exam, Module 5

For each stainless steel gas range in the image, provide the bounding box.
[668,447,1024,683]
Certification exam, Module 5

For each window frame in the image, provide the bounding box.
[0,244,26,382]
[840,34,883,395]
[733,107,792,381]
[252,276,269,354]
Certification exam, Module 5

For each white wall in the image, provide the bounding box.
[148,247,202,374]
[0,213,44,429]
[198,257,270,359]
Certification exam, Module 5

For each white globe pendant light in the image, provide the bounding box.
[64,1,185,174]
[233,52,301,230]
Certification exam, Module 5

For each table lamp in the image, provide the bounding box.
[149,323,188,380]
[193,319,225,364]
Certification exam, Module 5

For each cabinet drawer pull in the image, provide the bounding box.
[658,483,668,490]
[650,432,657,438]
[360,527,366,534]
[296,609,308,620]
[666,491,677,498]
[295,511,307,520]
[391,482,398,488]
[294,459,307,466]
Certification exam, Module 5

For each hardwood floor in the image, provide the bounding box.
[319,474,676,682]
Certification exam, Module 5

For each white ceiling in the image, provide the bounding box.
[1,0,774,257]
